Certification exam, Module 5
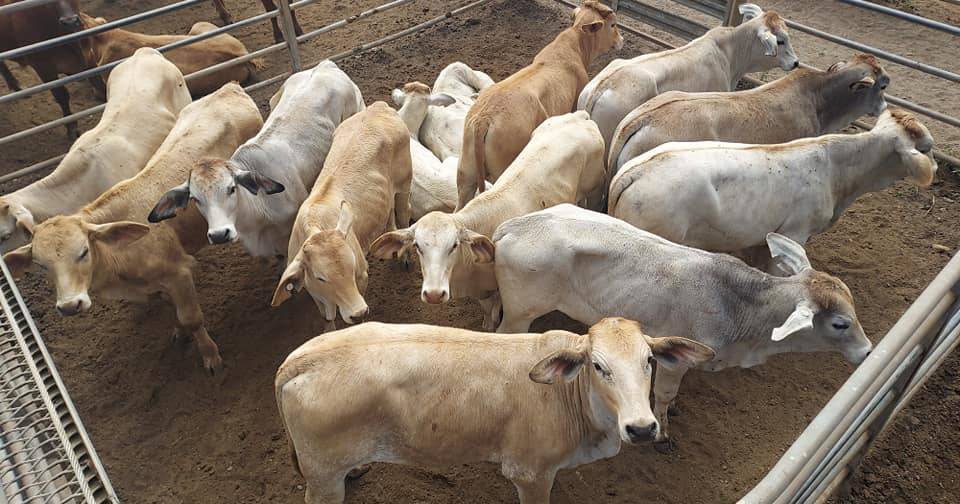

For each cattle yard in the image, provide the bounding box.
[1,0,959,503]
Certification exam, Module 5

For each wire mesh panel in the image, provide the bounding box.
[0,259,117,504]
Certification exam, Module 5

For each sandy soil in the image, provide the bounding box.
[1,1,959,503]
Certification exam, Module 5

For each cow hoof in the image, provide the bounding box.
[204,353,224,376]
[347,465,371,480]
[654,437,676,454]
[668,404,681,417]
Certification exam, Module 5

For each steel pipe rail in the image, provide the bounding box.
[837,0,960,36]
[0,0,58,16]
[619,0,708,39]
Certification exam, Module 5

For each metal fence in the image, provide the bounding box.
[583,0,960,502]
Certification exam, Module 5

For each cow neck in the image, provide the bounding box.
[717,265,806,345]
[709,23,763,88]
[822,127,906,216]
[396,98,427,139]
[811,71,868,135]
[540,27,591,74]
[10,160,95,222]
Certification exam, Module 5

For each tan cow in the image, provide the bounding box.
[79,13,260,96]
[276,318,715,503]
[271,102,412,331]
[372,111,605,330]
[454,0,622,209]
[3,83,262,374]
[0,48,191,254]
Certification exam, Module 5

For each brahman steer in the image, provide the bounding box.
[455,0,621,209]
[493,205,873,441]
[0,48,191,254]
[578,3,799,151]
[608,54,890,171]
[371,111,605,330]
[4,84,262,374]
[271,102,412,331]
[148,60,364,257]
[608,108,937,265]
[276,318,715,503]
[80,13,260,96]
[391,62,495,159]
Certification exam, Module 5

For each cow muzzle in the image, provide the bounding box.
[624,421,659,444]
[59,15,81,29]
[340,304,369,325]
[421,289,449,305]
[56,294,91,316]
[207,227,237,245]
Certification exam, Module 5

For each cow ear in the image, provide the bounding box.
[271,253,305,307]
[766,233,811,276]
[426,93,456,107]
[827,61,846,73]
[580,20,604,33]
[3,244,33,278]
[461,229,495,263]
[148,182,190,223]
[529,339,590,384]
[87,221,151,246]
[772,302,817,341]
[391,88,405,106]
[647,336,716,371]
[335,201,353,237]
[235,170,285,195]
[370,228,414,260]
[758,29,778,57]
[850,76,876,92]
[14,212,35,240]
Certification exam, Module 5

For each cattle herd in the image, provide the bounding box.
[0,1,942,503]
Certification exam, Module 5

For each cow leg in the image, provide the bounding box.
[166,268,222,374]
[652,365,688,443]
[394,191,412,230]
[303,475,346,504]
[478,294,501,332]
[510,472,555,504]
[455,163,479,211]
[33,63,78,139]
[211,0,234,25]
[0,62,21,91]
[260,0,285,43]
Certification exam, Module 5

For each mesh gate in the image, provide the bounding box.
[0,259,118,504]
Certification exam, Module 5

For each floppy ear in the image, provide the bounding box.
[335,201,353,237]
[370,228,414,260]
[391,88,405,107]
[827,61,846,73]
[738,3,764,21]
[758,30,778,57]
[767,233,812,276]
[850,75,876,92]
[148,182,190,223]
[461,229,495,263]
[426,93,456,107]
[235,169,285,195]
[529,338,591,384]
[647,336,716,371]
[271,253,305,307]
[772,302,817,341]
[268,84,284,110]
[580,20,604,33]
[87,221,151,246]
[14,212,35,239]
[3,244,33,278]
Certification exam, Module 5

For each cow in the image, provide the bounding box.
[209,0,304,44]
[455,0,621,209]
[608,108,937,267]
[608,54,890,172]
[270,102,412,332]
[492,204,873,441]
[79,13,260,96]
[275,318,715,503]
[371,111,606,330]
[3,83,262,374]
[0,0,100,138]
[391,62,495,159]
[577,3,799,152]
[147,60,364,258]
[0,48,190,254]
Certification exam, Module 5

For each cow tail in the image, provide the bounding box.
[474,118,490,195]
[274,373,303,478]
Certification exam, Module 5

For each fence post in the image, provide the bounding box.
[610,0,619,10]
[277,0,302,72]
[723,0,743,26]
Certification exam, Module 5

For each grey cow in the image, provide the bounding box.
[493,204,872,441]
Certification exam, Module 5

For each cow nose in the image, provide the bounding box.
[422,290,447,304]
[626,422,658,443]
[792,60,800,69]
[207,228,232,244]
[56,300,82,316]
[59,15,81,28]
[353,306,369,320]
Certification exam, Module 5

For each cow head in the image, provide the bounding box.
[271,203,369,324]
[825,54,890,120]
[371,211,494,305]
[3,215,149,316]
[530,318,714,444]
[148,158,284,245]
[739,4,799,72]
[766,233,872,364]
[391,81,456,137]
[55,0,81,29]
[572,1,624,59]
[0,199,35,254]
[874,108,937,187]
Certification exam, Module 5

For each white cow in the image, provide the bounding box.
[493,204,873,440]
[578,3,800,150]
[391,62,494,160]
[371,111,606,329]
[147,60,364,257]
[0,48,191,253]
[276,318,714,503]
[609,109,937,262]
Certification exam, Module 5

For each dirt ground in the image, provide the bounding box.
[1,1,959,503]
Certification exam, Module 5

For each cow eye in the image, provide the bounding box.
[592,362,609,377]
[228,185,236,195]
[0,233,9,242]
[77,247,89,261]
[917,145,931,154]
[832,321,850,330]
[647,355,655,366]
[777,40,785,46]
[450,242,458,252]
